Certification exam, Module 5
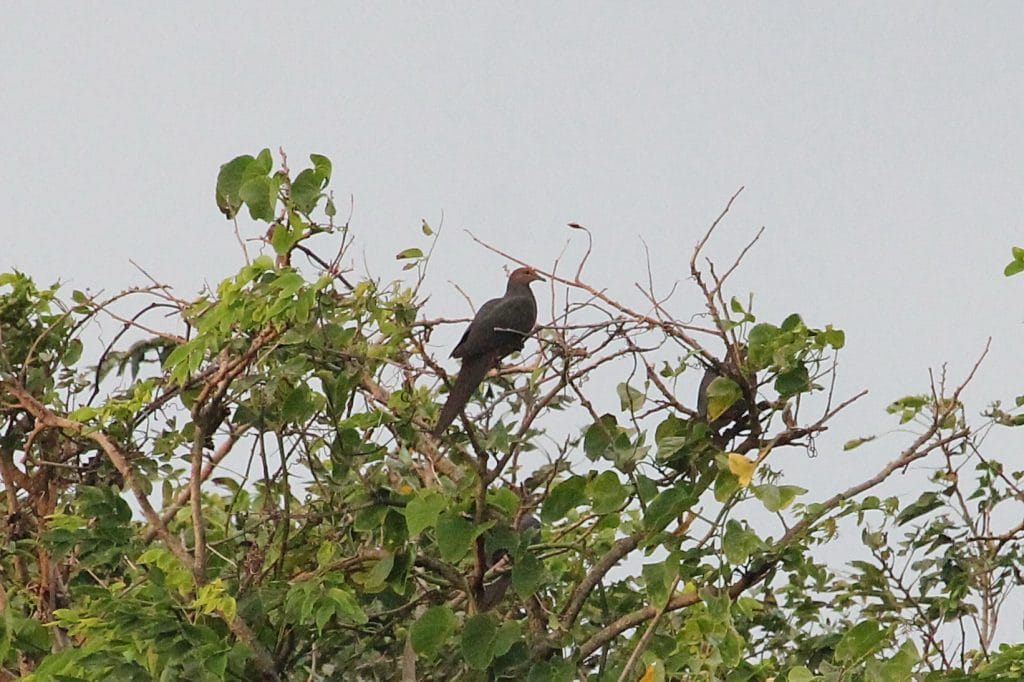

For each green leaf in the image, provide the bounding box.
[487,486,520,516]
[843,436,875,451]
[405,491,446,536]
[895,492,942,525]
[411,606,457,656]
[215,154,256,218]
[62,338,83,366]
[315,602,334,633]
[436,513,479,562]
[781,313,804,331]
[493,621,522,658]
[751,484,806,512]
[873,640,920,681]
[887,395,929,423]
[654,414,686,452]
[587,470,628,514]
[421,219,433,236]
[239,175,278,222]
[362,552,394,591]
[747,322,780,369]
[326,587,368,624]
[527,660,575,681]
[705,376,742,421]
[485,525,519,560]
[541,476,586,522]
[462,614,499,669]
[821,324,846,349]
[722,519,764,565]
[642,558,679,604]
[270,224,301,256]
[787,667,817,682]
[511,553,545,598]
[281,384,316,423]
[353,505,388,532]
[291,168,325,213]
[774,365,810,397]
[583,414,617,460]
[315,541,334,567]
[191,579,236,621]
[274,270,305,297]
[309,153,332,182]
[68,405,99,422]
[1005,259,1024,277]
[835,620,887,663]
[644,485,692,531]
[254,147,273,174]
[251,254,275,271]
[396,247,423,260]
[635,474,658,504]
[616,382,645,412]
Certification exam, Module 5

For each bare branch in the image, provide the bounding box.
[690,186,745,278]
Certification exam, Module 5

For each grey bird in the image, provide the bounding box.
[433,267,544,436]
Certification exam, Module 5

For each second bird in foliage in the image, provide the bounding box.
[432,266,544,436]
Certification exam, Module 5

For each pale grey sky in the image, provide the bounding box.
[4,1,1023,637]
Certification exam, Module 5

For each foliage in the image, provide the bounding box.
[0,150,1021,681]
[1004,246,1024,277]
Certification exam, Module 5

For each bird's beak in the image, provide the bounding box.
[532,272,545,283]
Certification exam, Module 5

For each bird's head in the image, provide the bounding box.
[508,266,545,286]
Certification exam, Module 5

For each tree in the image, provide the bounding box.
[1,149,1021,681]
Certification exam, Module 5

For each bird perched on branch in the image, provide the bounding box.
[433,266,544,436]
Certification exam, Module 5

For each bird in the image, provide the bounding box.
[432,266,544,436]
[478,514,542,611]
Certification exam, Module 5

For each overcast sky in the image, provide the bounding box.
[4,1,1023,637]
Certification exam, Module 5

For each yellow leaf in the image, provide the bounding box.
[727,452,756,487]
[637,661,666,682]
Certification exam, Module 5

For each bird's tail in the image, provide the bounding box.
[433,353,494,436]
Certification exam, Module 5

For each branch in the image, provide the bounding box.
[614,572,682,682]
[689,187,745,278]
[464,232,715,363]
[2,382,281,681]
[190,423,208,582]
[575,421,970,659]
[358,371,463,482]
[560,531,644,630]
[4,382,191,568]
[143,424,250,543]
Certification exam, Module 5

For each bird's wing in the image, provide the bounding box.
[451,295,536,359]
[450,296,501,358]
